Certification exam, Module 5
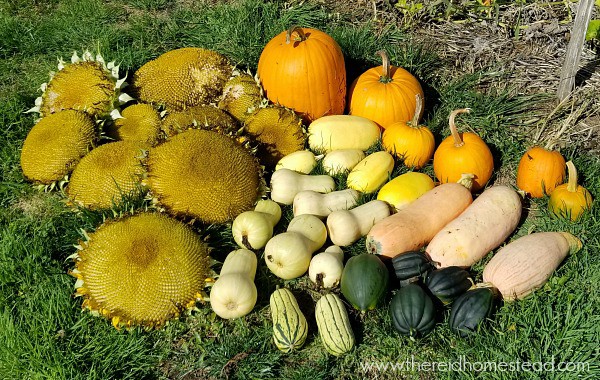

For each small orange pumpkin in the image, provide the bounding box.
[433,108,494,192]
[516,146,565,198]
[548,161,593,221]
[382,94,434,169]
[347,50,423,129]
[257,26,346,123]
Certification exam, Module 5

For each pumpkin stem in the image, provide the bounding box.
[456,173,474,190]
[558,232,582,255]
[376,50,393,84]
[449,108,471,147]
[565,161,578,193]
[286,26,307,44]
[409,94,423,126]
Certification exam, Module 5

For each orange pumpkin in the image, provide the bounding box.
[516,146,565,198]
[257,26,346,123]
[433,109,493,192]
[382,94,434,169]
[347,50,423,129]
[548,161,593,221]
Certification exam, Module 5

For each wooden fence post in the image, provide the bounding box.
[557,0,595,101]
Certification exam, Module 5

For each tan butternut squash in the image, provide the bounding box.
[366,175,474,258]
[327,200,391,246]
[482,232,581,300]
[293,189,359,218]
[426,186,522,268]
[270,169,335,205]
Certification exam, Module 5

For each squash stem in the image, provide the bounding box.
[456,173,474,190]
[376,50,393,84]
[449,108,471,147]
[286,26,307,44]
[565,161,578,192]
[559,232,582,255]
[409,94,423,127]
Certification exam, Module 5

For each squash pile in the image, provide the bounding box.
[20,26,593,355]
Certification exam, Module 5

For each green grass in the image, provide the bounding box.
[0,0,599,379]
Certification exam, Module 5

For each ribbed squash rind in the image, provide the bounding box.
[218,72,264,122]
[107,103,162,145]
[20,110,97,184]
[270,288,308,353]
[424,266,473,305]
[391,251,436,281]
[161,105,239,137]
[146,129,260,223]
[131,47,232,110]
[315,293,355,356]
[66,141,147,209]
[31,51,130,119]
[71,213,211,329]
[340,253,389,312]
[389,283,436,338]
[449,288,495,337]
[244,106,306,167]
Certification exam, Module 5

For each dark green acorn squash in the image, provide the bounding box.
[340,253,389,312]
[389,283,436,338]
[425,266,472,304]
[449,287,495,337]
[391,251,435,281]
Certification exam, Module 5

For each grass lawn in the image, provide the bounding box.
[1,0,599,379]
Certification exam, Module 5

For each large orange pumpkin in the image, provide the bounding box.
[433,108,494,192]
[516,146,566,198]
[347,50,423,129]
[257,26,346,123]
[382,94,434,169]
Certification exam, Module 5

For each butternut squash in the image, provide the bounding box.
[308,115,380,152]
[322,149,365,175]
[232,200,281,250]
[220,248,258,280]
[270,168,335,205]
[309,246,344,288]
[482,232,581,300]
[366,175,474,258]
[346,151,394,194]
[327,200,391,246]
[293,189,359,218]
[426,186,522,268]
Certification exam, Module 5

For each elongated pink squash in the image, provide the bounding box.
[366,180,473,259]
[426,186,522,268]
[482,232,581,300]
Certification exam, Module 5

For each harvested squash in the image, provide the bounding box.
[232,200,282,250]
[322,149,366,175]
[220,248,258,280]
[308,115,380,152]
[433,108,493,192]
[548,161,593,221]
[270,168,335,205]
[376,172,434,211]
[366,175,474,258]
[309,246,344,288]
[293,189,359,218]
[449,286,496,337]
[315,293,355,356]
[275,150,321,174]
[327,200,391,247]
[482,232,581,300]
[424,266,473,305]
[516,146,565,198]
[426,185,522,268]
[389,283,436,338]
[346,151,394,194]
[270,288,308,352]
[391,251,436,281]
[264,214,327,279]
[210,274,257,319]
[340,253,389,312]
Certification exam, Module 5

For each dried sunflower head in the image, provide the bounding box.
[29,50,132,119]
[218,70,265,123]
[20,109,97,185]
[161,105,239,137]
[105,103,162,146]
[146,129,261,224]
[71,212,211,329]
[131,47,233,110]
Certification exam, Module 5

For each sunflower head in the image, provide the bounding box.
[70,213,212,329]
